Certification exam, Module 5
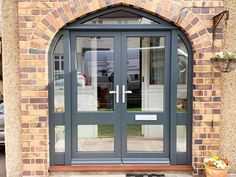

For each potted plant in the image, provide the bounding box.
[204,155,229,177]
[210,52,236,72]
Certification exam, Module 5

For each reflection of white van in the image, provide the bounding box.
[82,50,114,77]
[82,46,187,84]
[77,47,188,111]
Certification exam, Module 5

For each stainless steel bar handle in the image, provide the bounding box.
[109,85,119,103]
[122,85,132,103]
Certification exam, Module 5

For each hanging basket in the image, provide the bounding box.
[211,58,236,72]
[205,164,228,177]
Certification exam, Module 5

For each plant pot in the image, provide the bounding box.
[211,58,236,72]
[205,165,228,177]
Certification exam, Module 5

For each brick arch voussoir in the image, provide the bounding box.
[28,0,212,54]
[154,0,212,52]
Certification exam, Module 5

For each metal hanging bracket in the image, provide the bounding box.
[213,10,229,41]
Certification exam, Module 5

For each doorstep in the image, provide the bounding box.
[49,166,236,177]
[49,165,193,177]
[49,165,192,172]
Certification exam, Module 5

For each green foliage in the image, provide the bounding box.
[211,52,236,60]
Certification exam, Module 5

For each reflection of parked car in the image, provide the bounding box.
[0,103,4,146]
[77,72,85,87]
[54,72,64,87]
[54,72,85,87]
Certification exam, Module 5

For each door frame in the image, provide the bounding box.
[69,31,172,164]
[48,6,193,166]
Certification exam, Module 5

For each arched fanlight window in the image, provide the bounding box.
[83,10,159,24]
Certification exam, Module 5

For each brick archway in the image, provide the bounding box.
[23,0,221,176]
[28,0,211,54]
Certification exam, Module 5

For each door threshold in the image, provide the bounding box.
[49,165,192,172]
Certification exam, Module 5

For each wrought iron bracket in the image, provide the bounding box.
[213,10,229,41]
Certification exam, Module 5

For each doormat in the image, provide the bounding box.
[126,174,165,177]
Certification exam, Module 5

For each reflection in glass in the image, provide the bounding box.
[53,37,64,112]
[127,124,163,152]
[177,125,187,152]
[77,124,114,152]
[177,36,188,112]
[84,11,158,25]
[76,37,114,112]
[127,37,165,112]
[55,126,65,152]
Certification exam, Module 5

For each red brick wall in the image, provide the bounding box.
[18,0,224,176]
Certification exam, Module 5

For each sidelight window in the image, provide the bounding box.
[53,37,64,112]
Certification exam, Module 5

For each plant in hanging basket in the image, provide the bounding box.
[211,52,236,72]
[204,155,229,177]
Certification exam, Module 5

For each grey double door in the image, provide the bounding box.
[70,31,171,164]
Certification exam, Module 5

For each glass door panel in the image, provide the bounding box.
[77,124,115,152]
[127,124,164,152]
[126,37,165,112]
[75,37,115,112]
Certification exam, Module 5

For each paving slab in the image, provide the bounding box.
[49,172,192,177]
[50,172,236,177]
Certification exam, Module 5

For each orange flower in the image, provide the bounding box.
[208,160,214,167]
[222,158,229,165]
